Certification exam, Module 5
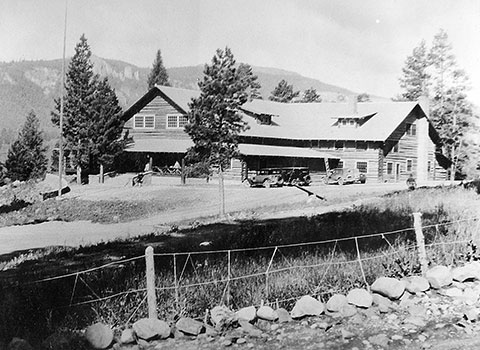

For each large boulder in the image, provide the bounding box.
[452,262,480,282]
[290,295,324,319]
[426,266,452,289]
[326,294,348,312]
[347,288,373,308]
[84,323,113,349]
[210,305,236,329]
[175,317,204,336]
[235,306,257,322]
[133,318,171,340]
[405,276,430,293]
[370,277,405,300]
[256,305,278,321]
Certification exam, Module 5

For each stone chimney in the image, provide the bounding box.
[351,95,358,115]
[418,95,430,117]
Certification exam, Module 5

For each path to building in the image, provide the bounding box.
[0,176,449,255]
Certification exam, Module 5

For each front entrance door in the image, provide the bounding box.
[395,163,401,182]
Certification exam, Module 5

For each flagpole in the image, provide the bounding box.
[58,0,67,197]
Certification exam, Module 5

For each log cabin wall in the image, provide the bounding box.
[123,94,190,140]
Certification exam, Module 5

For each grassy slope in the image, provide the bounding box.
[0,186,479,342]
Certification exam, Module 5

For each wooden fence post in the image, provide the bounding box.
[227,250,231,307]
[354,237,369,291]
[265,247,278,301]
[173,253,179,312]
[145,246,157,319]
[413,212,428,276]
[99,164,104,184]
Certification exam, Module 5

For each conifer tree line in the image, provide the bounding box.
[51,34,126,180]
[398,29,479,178]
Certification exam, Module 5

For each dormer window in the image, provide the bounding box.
[256,115,272,125]
[337,118,358,128]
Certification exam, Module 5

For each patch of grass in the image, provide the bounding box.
[0,186,479,344]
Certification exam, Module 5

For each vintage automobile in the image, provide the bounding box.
[243,168,284,188]
[325,168,366,185]
[281,167,312,186]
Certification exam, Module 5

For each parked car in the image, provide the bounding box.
[325,168,366,185]
[281,167,312,186]
[243,168,284,188]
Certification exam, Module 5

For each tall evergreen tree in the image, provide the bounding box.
[269,80,300,103]
[399,40,430,101]
[147,49,170,89]
[52,34,125,178]
[428,30,473,179]
[90,77,126,171]
[301,87,321,103]
[398,29,478,179]
[237,63,262,99]
[185,47,257,216]
[6,111,47,181]
[52,34,96,175]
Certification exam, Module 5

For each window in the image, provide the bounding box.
[393,142,399,153]
[356,161,368,173]
[406,159,413,172]
[167,114,188,129]
[356,142,367,150]
[335,141,344,149]
[387,162,393,175]
[427,161,432,173]
[337,161,344,168]
[134,115,155,129]
[406,123,417,136]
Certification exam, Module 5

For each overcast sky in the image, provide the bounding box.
[1,0,479,105]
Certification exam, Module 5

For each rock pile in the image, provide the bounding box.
[31,262,480,349]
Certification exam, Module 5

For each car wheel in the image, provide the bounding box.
[242,179,251,188]
[338,177,344,186]
[263,179,272,188]
[361,178,366,184]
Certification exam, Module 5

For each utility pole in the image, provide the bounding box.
[58,0,68,197]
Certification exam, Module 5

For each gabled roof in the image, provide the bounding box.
[122,85,200,121]
[240,100,422,142]
[123,86,438,144]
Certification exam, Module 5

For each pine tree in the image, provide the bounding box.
[428,30,473,179]
[6,111,47,181]
[52,34,96,174]
[269,80,300,103]
[90,77,126,172]
[52,34,125,178]
[185,47,256,216]
[237,63,262,100]
[147,49,170,89]
[399,40,430,101]
[301,87,321,103]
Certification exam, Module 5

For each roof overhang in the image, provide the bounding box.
[238,144,339,159]
[124,138,193,153]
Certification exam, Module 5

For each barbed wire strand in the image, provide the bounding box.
[24,216,480,286]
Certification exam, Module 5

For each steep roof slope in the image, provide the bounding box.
[124,86,430,143]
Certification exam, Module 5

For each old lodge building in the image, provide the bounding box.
[121,85,449,183]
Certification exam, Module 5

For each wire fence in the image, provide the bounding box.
[15,214,480,322]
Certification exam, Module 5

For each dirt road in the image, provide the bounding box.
[0,176,436,255]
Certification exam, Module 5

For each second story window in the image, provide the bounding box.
[167,114,188,129]
[134,115,155,129]
[406,123,417,136]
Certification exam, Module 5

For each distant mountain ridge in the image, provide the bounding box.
[0,56,362,149]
